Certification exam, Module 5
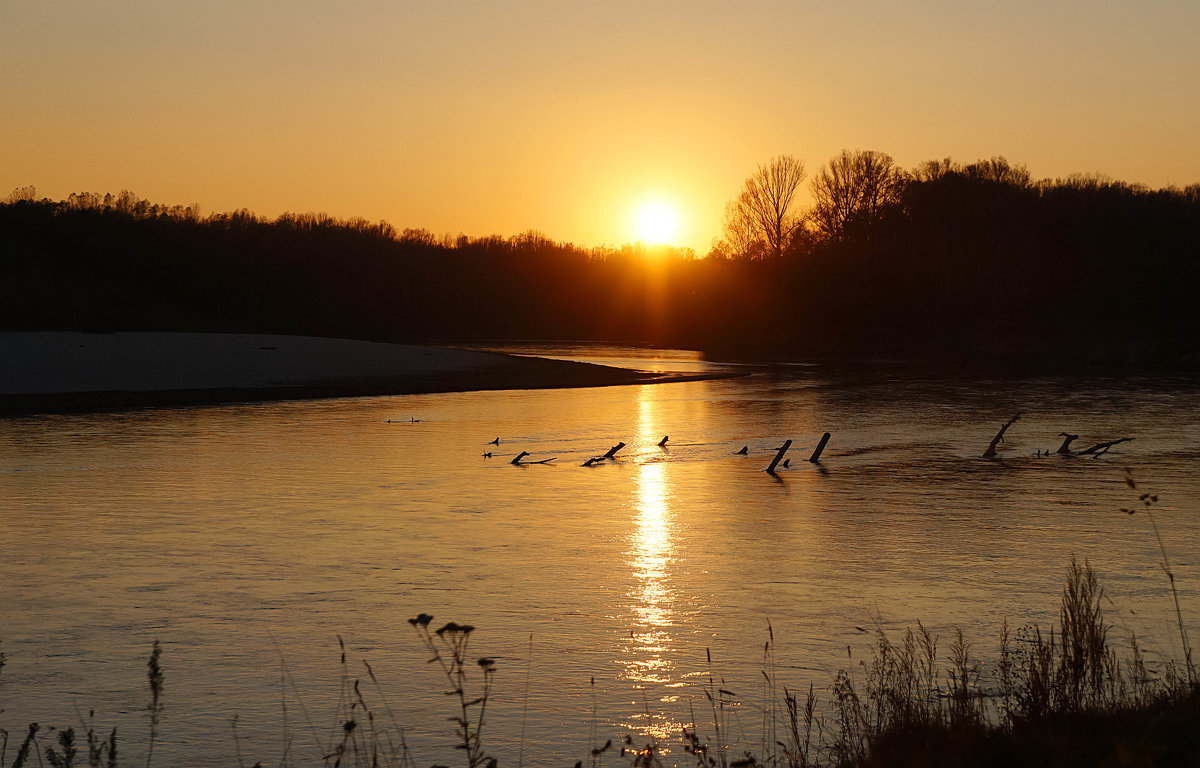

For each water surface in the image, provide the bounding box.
[2,349,1198,765]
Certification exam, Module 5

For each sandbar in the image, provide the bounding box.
[0,332,697,415]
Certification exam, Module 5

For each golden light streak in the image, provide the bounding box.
[616,392,687,741]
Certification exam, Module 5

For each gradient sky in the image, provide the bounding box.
[3,0,1198,251]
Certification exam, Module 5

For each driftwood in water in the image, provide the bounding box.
[982,413,1021,458]
[584,441,626,466]
[657,435,669,447]
[736,445,749,455]
[1056,433,1079,454]
[809,432,831,463]
[765,439,792,474]
[510,451,555,465]
[1054,433,1133,457]
[1078,437,1134,457]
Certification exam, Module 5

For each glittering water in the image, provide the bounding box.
[2,350,1198,765]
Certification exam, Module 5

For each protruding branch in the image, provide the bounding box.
[584,442,625,466]
[809,432,831,463]
[1056,433,1079,454]
[512,451,556,465]
[982,413,1021,458]
[1078,437,1134,457]
[765,439,792,474]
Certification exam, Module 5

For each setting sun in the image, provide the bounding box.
[633,199,681,244]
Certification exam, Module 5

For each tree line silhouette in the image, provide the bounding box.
[2,153,1198,369]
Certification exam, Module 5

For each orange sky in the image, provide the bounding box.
[3,1,1198,252]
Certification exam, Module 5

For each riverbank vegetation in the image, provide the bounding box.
[3,151,1199,369]
[2,558,1196,767]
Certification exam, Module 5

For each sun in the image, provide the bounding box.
[633,199,681,244]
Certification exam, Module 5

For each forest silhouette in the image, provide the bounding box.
[3,152,1198,370]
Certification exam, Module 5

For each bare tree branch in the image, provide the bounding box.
[718,155,806,259]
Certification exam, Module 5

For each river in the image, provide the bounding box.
[2,347,1198,766]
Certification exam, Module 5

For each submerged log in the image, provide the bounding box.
[1078,437,1134,457]
[982,413,1021,458]
[511,451,556,465]
[584,441,628,465]
[809,432,831,463]
[765,439,792,474]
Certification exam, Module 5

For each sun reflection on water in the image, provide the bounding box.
[629,461,673,682]
[617,393,688,741]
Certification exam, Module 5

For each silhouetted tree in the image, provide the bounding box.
[5,185,38,203]
[913,157,957,183]
[711,193,767,260]
[810,149,906,243]
[718,155,807,259]
[964,156,1032,187]
[3,176,1198,368]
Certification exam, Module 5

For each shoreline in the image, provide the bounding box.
[0,332,726,417]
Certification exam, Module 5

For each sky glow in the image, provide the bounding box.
[2,1,1198,252]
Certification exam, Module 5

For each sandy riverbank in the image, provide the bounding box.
[0,332,701,415]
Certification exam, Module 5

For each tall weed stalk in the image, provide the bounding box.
[407,614,496,768]
[1122,468,1195,684]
